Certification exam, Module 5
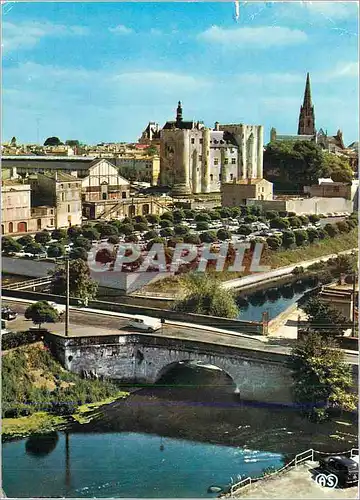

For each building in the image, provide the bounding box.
[113,155,160,185]
[304,178,358,204]
[298,73,316,136]
[159,101,264,196]
[29,172,82,228]
[221,179,273,207]
[139,122,161,145]
[1,180,32,235]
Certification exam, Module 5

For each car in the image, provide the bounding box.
[128,315,162,332]
[1,307,17,321]
[319,455,358,487]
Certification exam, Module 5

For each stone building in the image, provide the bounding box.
[1,180,32,235]
[221,179,273,207]
[112,155,160,185]
[29,172,82,228]
[159,102,263,196]
[139,122,161,145]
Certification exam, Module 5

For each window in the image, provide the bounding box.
[50,219,54,225]
[230,173,233,181]
[262,187,264,192]
[199,138,203,144]
[67,204,71,212]
[219,174,222,181]
[214,158,219,165]
[50,209,54,214]
[191,138,195,144]
[199,155,202,161]
[61,184,64,188]
[122,192,127,199]
[61,193,65,202]
[210,174,213,181]
[231,158,236,164]
[224,158,229,165]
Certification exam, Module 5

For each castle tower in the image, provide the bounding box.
[298,73,316,135]
[176,101,183,126]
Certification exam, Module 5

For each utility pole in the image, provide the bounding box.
[65,258,70,337]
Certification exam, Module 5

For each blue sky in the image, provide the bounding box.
[2,1,359,145]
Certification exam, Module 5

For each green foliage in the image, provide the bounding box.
[290,332,357,421]
[51,229,67,241]
[333,253,357,275]
[266,236,282,250]
[174,225,189,236]
[196,221,209,231]
[303,297,347,337]
[134,215,147,224]
[65,139,80,147]
[134,222,149,232]
[98,224,118,237]
[146,237,165,251]
[288,216,302,228]
[70,247,88,261]
[294,230,308,246]
[265,210,279,220]
[237,225,252,236]
[144,230,158,241]
[67,225,82,239]
[317,228,327,240]
[209,211,221,220]
[160,219,173,228]
[146,214,160,224]
[118,224,134,236]
[35,231,51,245]
[324,223,338,238]
[308,214,320,224]
[270,217,290,230]
[217,229,231,241]
[183,233,201,245]
[182,209,194,219]
[174,274,239,318]
[125,234,138,243]
[299,215,309,225]
[282,230,296,249]
[44,137,62,146]
[306,228,318,243]
[195,213,211,223]
[173,209,185,223]
[200,231,217,243]
[2,236,22,254]
[18,234,34,246]
[219,208,232,218]
[322,152,353,183]
[108,235,120,245]
[49,259,98,300]
[25,241,45,256]
[82,226,100,240]
[160,211,174,221]
[73,236,92,251]
[25,301,59,328]
[167,237,184,248]
[244,215,257,224]
[160,228,174,238]
[47,243,65,258]
[336,221,349,233]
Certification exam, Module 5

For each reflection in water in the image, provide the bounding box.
[25,432,59,457]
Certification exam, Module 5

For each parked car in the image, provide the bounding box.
[128,315,162,332]
[1,307,17,321]
[319,455,358,487]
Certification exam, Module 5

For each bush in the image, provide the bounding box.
[134,215,147,224]
[195,213,211,223]
[144,230,158,241]
[125,234,138,243]
[2,236,22,254]
[237,225,252,236]
[108,235,120,245]
[210,211,221,220]
[282,230,296,249]
[184,233,201,244]
[266,236,282,250]
[82,226,100,241]
[160,212,174,222]
[24,242,45,256]
[183,209,195,219]
[324,223,338,238]
[295,230,308,246]
[47,243,65,258]
[306,228,318,243]
[217,229,231,241]
[299,215,309,225]
[230,207,241,217]
[18,234,34,246]
[67,226,82,239]
[160,228,174,237]
[70,247,88,260]
[199,231,217,243]
[317,228,327,240]
[134,222,149,232]
[288,216,302,228]
[98,224,118,238]
[146,214,160,224]
[173,210,185,223]
[219,208,232,219]
[73,236,92,251]
[167,237,184,248]
[336,221,350,233]
[118,224,134,236]
[279,211,288,218]
[160,219,172,228]
[308,214,320,223]
[270,217,290,230]
[35,231,51,245]
[174,225,189,236]
[265,210,279,220]
[196,221,209,231]
[146,237,165,251]
[244,215,257,224]
[51,229,67,240]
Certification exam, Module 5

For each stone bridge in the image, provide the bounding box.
[47,333,295,405]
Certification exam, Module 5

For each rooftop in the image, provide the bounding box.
[1,155,96,161]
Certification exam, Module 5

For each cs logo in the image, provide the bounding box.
[315,473,338,489]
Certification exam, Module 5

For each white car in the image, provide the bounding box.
[128,315,162,332]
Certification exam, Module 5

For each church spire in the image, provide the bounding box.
[176,101,183,124]
[298,72,315,136]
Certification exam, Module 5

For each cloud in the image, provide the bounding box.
[2,21,89,53]
[109,25,134,35]
[198,25,307,47]
[304,1,358,20]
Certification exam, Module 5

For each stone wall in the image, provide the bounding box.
[247,196,353,215]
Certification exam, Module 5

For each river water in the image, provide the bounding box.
[2,365,357,498]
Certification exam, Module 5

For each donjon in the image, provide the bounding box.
[159,102,264,196]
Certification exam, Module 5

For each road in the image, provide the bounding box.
[3,299,358,366]
[222,248,358,290]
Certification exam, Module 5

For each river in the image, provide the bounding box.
[2,364,357,498]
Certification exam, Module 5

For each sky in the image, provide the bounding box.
[2,1,359,145]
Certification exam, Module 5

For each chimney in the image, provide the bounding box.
[214,122,220,131]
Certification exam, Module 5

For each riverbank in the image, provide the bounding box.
[1,343,129,441]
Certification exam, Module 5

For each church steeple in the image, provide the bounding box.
[176,101,183,125]
[298,73,315,136]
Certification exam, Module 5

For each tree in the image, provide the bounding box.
[134,222,149,232]
[73,236,92,251]
[82,226,100,241]
[184,209,195,219]
[219,208,232,219]
[160,212,174,222]
[266,236,282,250]
[317,228,327,240]
[303,297,347,337]
[174,225,188,236]
[237,225,252,236]
[196,221,209,231]
[195,213,211,223]
[145,145,158,156]
[160,219,172,229]
[108,235,120,245]
[288,216,302,228]
[322,151,353,183]
[65,139,80,148]
[25,242,45,256]
[299,215,309,225]
[25,301,59,329]
[282,230,296,249]
[146,214,160,224]
[118,224,134,236]
[49,259,98,300]
[2,237,22,254]
[333,254,357,275]
[336,221,350,233]
[217,229,231,241]
[125,234,138,243]
[44,137,62,146]
[270,217,290,230]
[35,231,51,245]
[184,233,201,245]
[160,228,174,238]
[244,215,257,224]
[265,210,279,220]
[324,223,338,238]
[308,214,320,224]
[229,207,241,217]
[134,215,147,224]
[290,332,357,421]
[144,230,158,241]
[306,228,318,243]
[18,234,34,246]
[174,274,239,318]
[98,224,118,238]
[295,230,308,246]
[10,136,17,146]
[210,211,221,220]
[173,210,185,223]
[47,243,65,258]
[51,228,67,241]
[200,231,217,243]
[67,226,82,240]
[70,247,88,261]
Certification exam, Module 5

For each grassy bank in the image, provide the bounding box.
[2,343,129,440]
